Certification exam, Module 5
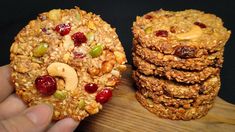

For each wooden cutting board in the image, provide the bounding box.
[77,65,235,132]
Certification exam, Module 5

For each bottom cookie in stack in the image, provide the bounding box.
[133,71,220,120]
[136,91,213,120]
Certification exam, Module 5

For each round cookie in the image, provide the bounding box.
[133,54,220,84]
[136,91,214,120]
[138,81,220,108]
[133,71,220,99]
[133,41,224,70]
[10,7,127,121]
[132,9,231,58]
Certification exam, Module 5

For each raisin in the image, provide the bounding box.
[39,14,47,21]
[145,15,153,19]
[174,46,196,58]
[155,30,168,37]
[170,26,176,33]
[194,22,207,28]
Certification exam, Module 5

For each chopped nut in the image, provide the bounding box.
[101,61,114,74]
[146,98,154,107]
[85,102,99,114]
[47,62,78,91]
[86,32,95,43]
[53,90,67,100]
[33,43,48,57]
[88,67,100,76]
[144,26,153,34]
[114,51,126,64]
[48,9,61,21]
[176,25,202,40]
[88,21,96,30]
[78,99,85,109]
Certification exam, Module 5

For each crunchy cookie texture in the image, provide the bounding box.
[10,7,127,121]
[136,91,213,120]
[133,71,220,99]
[132,9,230,120]
[133,54,220,84]
[133,41,224,70]
[132,9,231,57]
[138,83,220,108]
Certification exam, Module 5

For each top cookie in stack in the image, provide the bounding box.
[132,9,231,120]
[133,9,230,71]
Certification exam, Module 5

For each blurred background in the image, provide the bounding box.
[0,0,234,104]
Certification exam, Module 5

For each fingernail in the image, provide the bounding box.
[62,118,79,131]
[25,104,53,125]
[66,118,79,131]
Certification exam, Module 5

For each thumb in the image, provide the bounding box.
[0,104,53,132]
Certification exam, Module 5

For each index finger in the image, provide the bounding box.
[0,65,14,102]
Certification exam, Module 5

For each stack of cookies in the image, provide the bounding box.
[132,9,231,120]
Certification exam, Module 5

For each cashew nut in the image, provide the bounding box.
[176,25,202,40]
[47,62,78,91]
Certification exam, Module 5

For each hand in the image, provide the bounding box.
[0,65,79,132]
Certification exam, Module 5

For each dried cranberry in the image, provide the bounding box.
[145,15,153,19]
[85,83,98,93]
[194,22,207,28]
[73,51,86,59]
[42,28,47,33]
[35,75,57,96]
[155,30,168,37]
[71,32,87,47]
[95,88,112,104]
[174,46,196,58]
[55,23,71,36]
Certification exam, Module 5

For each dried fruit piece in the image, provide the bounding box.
[78,99,85,109]
[170,26,176,33]
[33,43,48,57]
[55,23,71,36]
[89,44,103,58]
[174,46,196,58]
[41,28,47,33]
[71,32,87,46]
[73,51,86,59]
[95,88,112,104]
[35,75,57,96]
[194,22,207,28]
[155,30,168,37]
[85,83,98,93]
[145,15,153,19]
[54,90,67,100]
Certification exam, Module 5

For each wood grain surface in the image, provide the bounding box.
[77,65,235,132]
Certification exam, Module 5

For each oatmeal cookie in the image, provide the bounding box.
[10,7,127,121]
[133,54,220,84]
[133,41,224,70]
[138,81,220,108]
[136,91,214,120]
[132,9,231,58]
[133,71,220,99]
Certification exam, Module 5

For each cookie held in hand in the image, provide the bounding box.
[10,7,127,121]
